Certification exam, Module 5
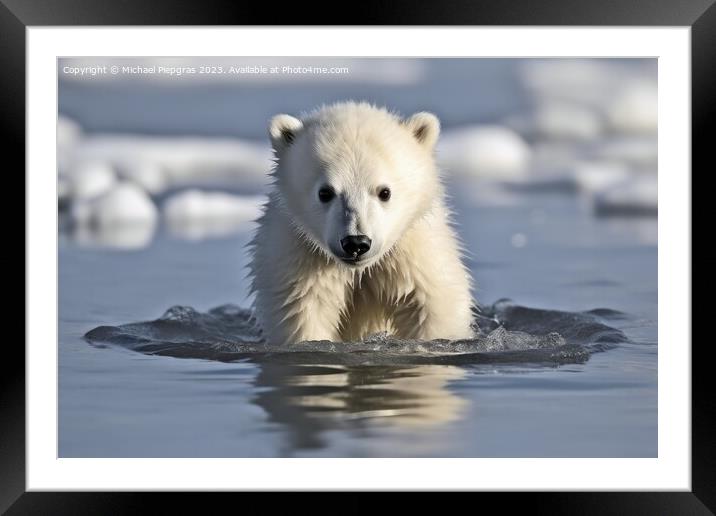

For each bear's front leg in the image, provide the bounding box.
[255,266,349,345]
[277,288,346,344]
[406,284,475,341]
[389,214,475,341]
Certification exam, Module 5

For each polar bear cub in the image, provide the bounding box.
[248,101,474,345]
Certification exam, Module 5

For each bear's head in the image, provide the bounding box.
[268,101,442,269]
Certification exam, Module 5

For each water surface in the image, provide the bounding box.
[59,191,657,457]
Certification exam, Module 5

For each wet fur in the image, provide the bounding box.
[248,102,474,345]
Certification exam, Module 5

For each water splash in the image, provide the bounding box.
[84,299,627,366]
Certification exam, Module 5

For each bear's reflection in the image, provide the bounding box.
[252,363,467,452]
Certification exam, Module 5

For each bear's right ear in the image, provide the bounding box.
[404,112,441,150]
[269,114,304,151]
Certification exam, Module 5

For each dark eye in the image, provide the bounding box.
[378,187,391,202]
[318,186,335,203]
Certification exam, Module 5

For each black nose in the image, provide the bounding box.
[340,235,372,256]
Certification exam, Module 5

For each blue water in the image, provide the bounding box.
[58,57,657,457]
[59,190,657,457]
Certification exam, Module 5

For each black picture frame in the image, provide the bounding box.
[7,0,709,511]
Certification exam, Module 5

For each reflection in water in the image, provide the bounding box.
[603,217,657,246]
[70,221,157,250]
[253,363,467,453]
[83,302,628,455]
[166,218,255,242]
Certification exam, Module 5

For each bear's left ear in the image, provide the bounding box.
[404,112,440,150]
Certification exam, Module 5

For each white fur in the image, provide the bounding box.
[248,101,474,345]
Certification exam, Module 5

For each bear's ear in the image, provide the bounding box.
[404,112,440,149]
[269,114,304,151]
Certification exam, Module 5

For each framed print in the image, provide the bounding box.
[7,0,710,511]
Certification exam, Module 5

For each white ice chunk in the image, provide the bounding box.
[57,115,83,149]
[505,102,603,142]
[590,137,658,169]
[573,161,632,195]
[66,135,272,193]
[438,125,531,180]
[118,161,168,194]
[57,117,83,177]
[163,190,263,240]
[519,60,623,107]
[71,182,158,227]
[529,141,583,171]
[606,80,658,135]
[67,161,117,201]
[593,176,658,216]
[163,190,263,222]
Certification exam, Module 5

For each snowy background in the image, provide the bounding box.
[57,57,656,249]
